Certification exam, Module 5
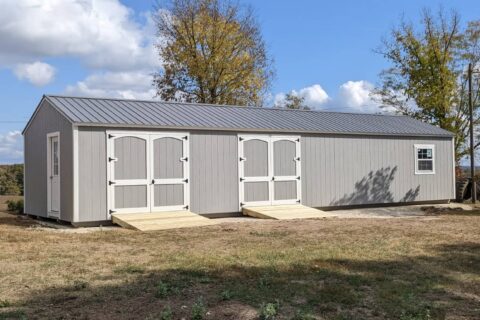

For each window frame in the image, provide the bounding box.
[414,144,435,175]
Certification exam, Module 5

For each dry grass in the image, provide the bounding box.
[0,204,479,319]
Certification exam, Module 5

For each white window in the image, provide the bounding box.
[415,144,435,174]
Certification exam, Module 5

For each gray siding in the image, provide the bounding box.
[154,184,184,206]
[244,139,269,177]
[245,182,269,202]
[190,132,239,214]
[24,100,73,221]
[75,127,454,222]
[301,135,455,207]
[78,128,107,222]
[115,185,147,208]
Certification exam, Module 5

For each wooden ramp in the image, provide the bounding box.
[242,204,337,220]
[112,211,217,231]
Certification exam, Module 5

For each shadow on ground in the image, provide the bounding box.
[2,242,479,319]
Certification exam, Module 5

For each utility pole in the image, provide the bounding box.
[468,63,476,203]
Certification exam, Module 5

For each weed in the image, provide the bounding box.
[259,301,279,320]
[155,281,169,298]
[400,307,432,320]
[220,289,233,301]
[191,297,206,320]
[160,305,173,320]
[0,300,11,308]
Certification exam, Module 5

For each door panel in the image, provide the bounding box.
[153,137,184,179]
[273,140,296,176]
[115,185,148,209]
[154,184,184,207]
[274,181,297,200]
[244,139,269,177]
[114,137,147,180]
[244,182,270,202]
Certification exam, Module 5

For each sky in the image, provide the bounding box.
[1,0,480,163]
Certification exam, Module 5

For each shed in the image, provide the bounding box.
[23,95,455,225]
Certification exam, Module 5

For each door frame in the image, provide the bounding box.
[150,132,190,212]
[238,134,302,210]
[46,131,60,218]
[106,130,190,218]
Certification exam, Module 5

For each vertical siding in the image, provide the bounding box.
[78,128,107,222]
[24,100,73,221]
[302,135,455,207]
[190,131,239,214]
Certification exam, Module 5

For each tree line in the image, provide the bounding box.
[0,164,23,196]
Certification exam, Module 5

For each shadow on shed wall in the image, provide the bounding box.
[331,166,420,206]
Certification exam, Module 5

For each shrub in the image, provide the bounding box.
[220,289,233,301]
[155,281,169,298]
[160,305,173,320]
[259,302,278,320]
[6,199,23,214]
[0,299,11,308]
[191,297,206,320]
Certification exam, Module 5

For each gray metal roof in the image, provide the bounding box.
[36,95,453,137]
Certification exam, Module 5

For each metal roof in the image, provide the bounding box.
[32,95,454,137]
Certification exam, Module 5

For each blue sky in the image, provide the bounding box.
[1,0,479,163]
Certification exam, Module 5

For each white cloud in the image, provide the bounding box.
[0,131,23,164]
[275,81,386,113]
[274,84,330,109]
[13,61,56,86]
[0,0,160,71]
[65,71,156,100]
[336,80,382,113]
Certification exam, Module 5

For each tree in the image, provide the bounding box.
[275,93,311,110]
[154,0,274,107]
[374,9,480,163]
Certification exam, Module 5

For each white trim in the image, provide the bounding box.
[72,125,79,222]
[46,131,60,218]
[238,134,301,209]
[452,137,456,199]
[414,144,435,175]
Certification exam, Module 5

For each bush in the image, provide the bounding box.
[259,302,279,320]
[191,298,206,320]
[6,199,23,214]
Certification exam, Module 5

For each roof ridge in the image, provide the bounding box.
[45,94,407,117]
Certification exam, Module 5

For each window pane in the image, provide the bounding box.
[418,160,433,171]
[417,148,432,159]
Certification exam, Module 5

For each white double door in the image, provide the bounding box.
[107,132,189,215]
[239,135,301,208]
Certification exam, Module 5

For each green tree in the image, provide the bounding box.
[154,0,274,107]
[0,164,23,195]
[276,93,311,110]
[374,9,480,163]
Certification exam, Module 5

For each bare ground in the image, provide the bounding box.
[0,203,479,319]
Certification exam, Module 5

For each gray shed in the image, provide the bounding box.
[23,95,455,225]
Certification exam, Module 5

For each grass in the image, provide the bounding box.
[0,203,479,319]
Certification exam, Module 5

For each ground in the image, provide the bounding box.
[0,197,479,320]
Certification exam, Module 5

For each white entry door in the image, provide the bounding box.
[239,135,301,208]
[47,133,60,217]
[107,132,189,216]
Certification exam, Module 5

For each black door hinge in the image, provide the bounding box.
[183,136,188,140]
[108,157,116,162]
[239,137,244,141]
[183,178,189,183]
[109,209,116,214]
[108,134,115,139]
[183,205,189,210]
[296,176,301,180]
[240,177,244,182]
[109,181,116,185]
